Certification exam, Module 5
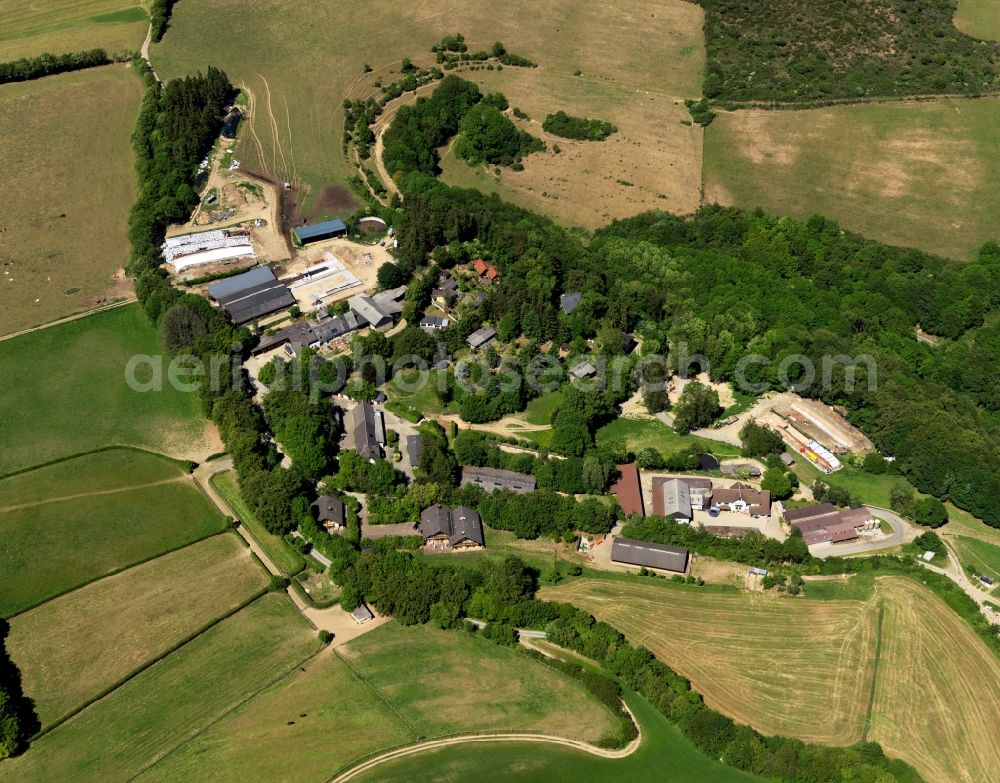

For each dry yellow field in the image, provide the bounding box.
[6,534,268,727]
[151,0,704,218]
[0,65,141,335]
[439,67,703,230]
[542,576,1000,783]
[868,579,1000,783]
[0,1,147,61]
[542,578,878,745]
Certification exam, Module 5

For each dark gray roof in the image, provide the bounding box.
[406,434,422,466]
[461,465,535,494]
[225,286,296,325]
[294,219,347,243]
[418,504,485,547]
[560,292,583,314]
[419,315,449,329]
[611,537,689,573]
[312,495,345,526]
[348,402,384,460]
[621,333,638,355]
[351,603,374,622]
[208,266,277,301]
[466,327,496,349]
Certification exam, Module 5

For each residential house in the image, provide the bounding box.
[651,476,714,520]
[472,259,500,282]
[784,503,876,545]
[345,401,385,461]
[466,326,497,350]
[419,504,486,551]
[312,495,346,532]
[569,360,597,381]
[419,315,449,331]
[712,483,771,517]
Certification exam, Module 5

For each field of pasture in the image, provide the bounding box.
[0,304,220,474]
[0,449,227,616]
[2,595,320,783]
[0,66,141,335]
[703,97,1000,261]
[0,1,146,61]
[151,0,705,221]
[6,533,267,727]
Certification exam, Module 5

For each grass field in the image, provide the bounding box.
[6,533,267,726]
[0,66,141,335]
[955,0,1000,41]
[387,368,447,416]
[134,647,413,782]
[211,470,305,575]
[0,451,227,616]
[0,304,219,474]
[543,576,1000,783]
[595,416,741,459]
[0,1,146,61]
[348,691,765,783]
[151,0,704,217]
[345,623,618,742]
[522,389,564,425]
[704,97,1000,261]
[948,535,1000,581]
[2,594,320,783]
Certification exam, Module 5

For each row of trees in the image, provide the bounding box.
[0,49,110,84]
[150,0,179,43]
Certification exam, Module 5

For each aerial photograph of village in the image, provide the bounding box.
[1,1,999,781]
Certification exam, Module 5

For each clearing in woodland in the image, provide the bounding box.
[542,575,1000,783]
[0,450,228,616]
[703,97,1000,261]
[0,66,141,335]
[6,534,268,727]
[0,304,220,474]
[954,0,1000,42]
[2,594,320,783]
[0,1,146,61]
[150,0,704,218]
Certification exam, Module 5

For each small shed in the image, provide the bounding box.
[351,603,374,624]
[466,326,497,350]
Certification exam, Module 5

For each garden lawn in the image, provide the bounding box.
[0,455,227,616]
[211,470,305,575]
[1,594,320,783]
[347,691,765,783]
[6,533,268,726]
[387,368,446,415]
[0,303,217,474]
[346,623,618,742]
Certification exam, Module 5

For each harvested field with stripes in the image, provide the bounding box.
[542,575,1000,783]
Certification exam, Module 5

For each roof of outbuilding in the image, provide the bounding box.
[611,537,689,572]
[208,266,277,301]
[560,292,583,314]
[294,219,347,241]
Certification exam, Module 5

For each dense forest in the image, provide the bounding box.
[0,49,110,84]
[701,0,1000,103]
[390,175,1000,527]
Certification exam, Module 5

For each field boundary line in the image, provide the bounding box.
[4,529,231,620]
[127,633,328,781]
[0,475,188,514]
[0,444,194,482]
[861,599,885,741]
[0,297,133,343]
[333,648,421,738]
[30,582,271,739]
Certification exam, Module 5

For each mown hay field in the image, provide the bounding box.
[0,1,146,61]
[703,97,1000,261]
[0,450,228,616]
[0,66,141,335]
[7,534,267,727]
[151,0,704,218]
[345,623,618,742]
[2,594,320,783]
[0,304,219,475]
[542,575,1000,783]
[947,535,1000,582]
[543,577,877,746]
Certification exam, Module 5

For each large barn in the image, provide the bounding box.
[293,218,347,245]
[611,537,689,573]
